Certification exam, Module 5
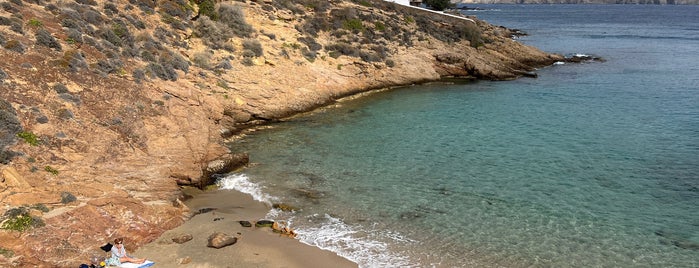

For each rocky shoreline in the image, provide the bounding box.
[0,0,571,266]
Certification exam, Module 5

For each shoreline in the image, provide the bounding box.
[0,0,570,265]
[133,187,357,267]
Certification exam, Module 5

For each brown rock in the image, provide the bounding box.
[172,234,193,244]
[177,256,192,264]
[207,232,238,249]
[202,153,249,186]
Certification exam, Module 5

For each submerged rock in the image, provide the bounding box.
[255,220,274,228]
[272,203,298,212]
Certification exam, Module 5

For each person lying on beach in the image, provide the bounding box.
[106,237,146,266]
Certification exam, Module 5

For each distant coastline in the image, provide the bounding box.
[452,0,699,4]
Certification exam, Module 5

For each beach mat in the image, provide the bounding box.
[118,260,154,268]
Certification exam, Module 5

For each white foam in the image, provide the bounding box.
[574,53,590,57]
[295,214,415,268]
[216,173,277,205]
[217,174,416,267]
[554,61,565,65]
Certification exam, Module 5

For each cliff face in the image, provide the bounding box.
[0,0,561,266]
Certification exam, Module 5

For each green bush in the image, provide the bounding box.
[0,247,13,258]
[374,21,385,31]
[44,165,59,175]
[160,0,194,20]
[343,19,364,33]
[198,0,218,21]
[17,131,40,146]
[0,214,33,232]
[26,18,42,27]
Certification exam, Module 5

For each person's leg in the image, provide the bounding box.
[120,257,146,264]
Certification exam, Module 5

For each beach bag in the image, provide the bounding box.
[100,243,113,252]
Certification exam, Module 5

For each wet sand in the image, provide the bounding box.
[133,189,357,268]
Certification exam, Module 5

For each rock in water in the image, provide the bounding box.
[255,220,274,228]
[207,232,237,249]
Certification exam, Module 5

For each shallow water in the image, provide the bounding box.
[220,5,699,267]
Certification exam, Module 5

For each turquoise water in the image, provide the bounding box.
[221,5,699,267]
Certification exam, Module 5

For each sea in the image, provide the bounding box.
[216,4,699,267]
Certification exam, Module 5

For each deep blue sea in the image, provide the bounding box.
[220,5,699,267]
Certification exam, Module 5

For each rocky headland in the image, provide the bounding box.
[1,0,566,266]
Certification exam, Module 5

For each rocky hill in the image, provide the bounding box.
[0,0,563,266]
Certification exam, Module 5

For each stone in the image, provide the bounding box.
[272,203,297,212]
[207,232,237,249]
[172,234,193,244]
[239,220,252,227]
[255,220,274,228]
[177,256,191,264]
[202,153,249,185]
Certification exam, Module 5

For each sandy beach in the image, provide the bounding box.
[132,188,357,268]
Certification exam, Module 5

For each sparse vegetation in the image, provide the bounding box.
[192,51,212,69]
[10,21,23,34]
[0,214,33,232]
[218,3,254,37]
[241,57,254,66]
[60,192,77,204]
[343,18,364,32]
[17,131,40,146]
[53,83,69,93]
[26,18,43,27]
[242,39,263,57]
[0,207,44,232]
[44,165,59,175]
[59,49,88,72]
[194,16,233,51]
[197,0,218,21]
[35,29,62,51]
[0,247,13,258]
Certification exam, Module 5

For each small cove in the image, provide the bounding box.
[214,4,699,267]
